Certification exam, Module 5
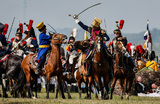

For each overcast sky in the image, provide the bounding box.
[1,0,160,35]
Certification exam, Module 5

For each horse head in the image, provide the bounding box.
[52,33,67,45]
[94,35,104,52]
[74,40,90,52]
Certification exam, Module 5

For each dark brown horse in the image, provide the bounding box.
[74,40,96,99]
[92,35,111,99]
[21,33,67,99]
[110,41,135,100]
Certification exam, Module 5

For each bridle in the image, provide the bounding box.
[52,33,62,45]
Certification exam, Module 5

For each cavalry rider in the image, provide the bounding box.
[110,24,137,73]
[35,22,52,75]
[73,16,112,77]
[9,25,26,56]
[22,30,38,53]
[66,36,79,74]
[0,22,10,58]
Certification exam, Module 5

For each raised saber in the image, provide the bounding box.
[69,3,101,18]
[7,17,15,41]
[47,23,57,33]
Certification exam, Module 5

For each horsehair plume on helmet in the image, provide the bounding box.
[71,28,77,38]
[19,23,23,33]
[28,19,33,31]
[3,23,9,35]
[115,20,124,29]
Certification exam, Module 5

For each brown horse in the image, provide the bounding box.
[21,33,67,99]
[74,40,96,99]
[92,35,111,99]
[110,41,135,100]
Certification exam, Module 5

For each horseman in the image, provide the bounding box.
[22,30,38,53]
[0,22,10,58]
[66,36,80,74]
[110,21,137,73]
[35,22,52,75]
[73,17,112,77]
[8,24,26,57]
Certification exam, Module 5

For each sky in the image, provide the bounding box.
[1,0,160,36]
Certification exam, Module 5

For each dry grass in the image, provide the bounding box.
[0,88,160,104]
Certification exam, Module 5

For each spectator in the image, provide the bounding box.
[135,76,149,95]
[146,51,158,71]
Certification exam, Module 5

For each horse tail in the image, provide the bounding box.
[11,67,26,94]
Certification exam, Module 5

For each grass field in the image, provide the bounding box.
[0,88,160,104]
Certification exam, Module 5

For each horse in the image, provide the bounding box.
[74,40,99,99]
[110,41,135,100]
[0,54,26,98]
[91,35,111,99]
[55,56,78,99]
[21,33,67,99]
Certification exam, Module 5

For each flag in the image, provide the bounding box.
[143,20,152,54]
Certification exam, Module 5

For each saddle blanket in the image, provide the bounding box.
[0,54,9,62]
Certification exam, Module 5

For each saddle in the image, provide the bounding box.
[29,52,51,71]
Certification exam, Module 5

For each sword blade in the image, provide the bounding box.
[77,3,101,16]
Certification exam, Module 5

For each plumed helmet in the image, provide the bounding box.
[69,36,75,41]
[113,29,121,34]
[0,22,5,32]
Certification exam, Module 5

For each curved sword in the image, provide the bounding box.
[69,3,101,18]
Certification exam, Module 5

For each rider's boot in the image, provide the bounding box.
[128,56,138,73]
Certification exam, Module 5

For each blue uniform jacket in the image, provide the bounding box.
[37,32,51,60]
[78,21,110,41]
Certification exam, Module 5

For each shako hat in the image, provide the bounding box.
[36,22,46,32]
[92,17,102,27]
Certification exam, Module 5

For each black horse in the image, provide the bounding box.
[0,54,26,97]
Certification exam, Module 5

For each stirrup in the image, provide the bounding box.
[133,67,138,73]
[35,69,41,75]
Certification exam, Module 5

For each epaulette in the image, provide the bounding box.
[32,38,36,40]
[119,37,126,40]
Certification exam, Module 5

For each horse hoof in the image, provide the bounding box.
[32,96,36,99]
[62,97,66,99]
[68,96,72,99]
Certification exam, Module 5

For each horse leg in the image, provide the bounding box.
[103,76,109,100]
[88,83,92,99]
[77,80,82,99]
[126,77,134,100]
[94,76,103,99]
[35,80,38,98]
[57,74,66,99]
[2,74,8,98]
[119,79,124,100]
[67,83,72,99]
[110,77,117,99]
[46,73,50,99]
